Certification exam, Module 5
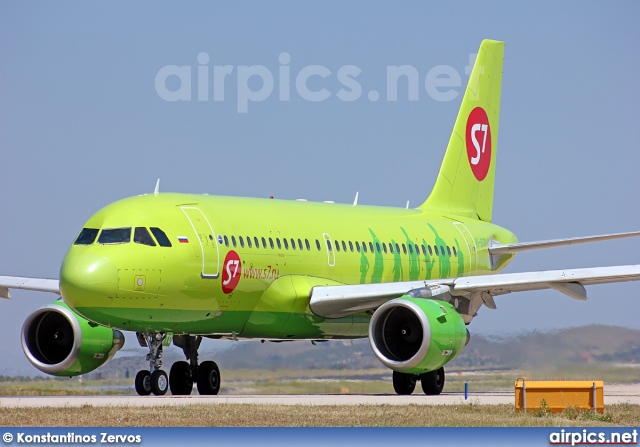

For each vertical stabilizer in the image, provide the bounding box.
[420,40,504,222]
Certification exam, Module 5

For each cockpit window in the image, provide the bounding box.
[74,228,99,245]
[134,227,156,246]
[150,227,172,247]
[98,228,131,244]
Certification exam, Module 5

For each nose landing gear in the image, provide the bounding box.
[134,332,169,396]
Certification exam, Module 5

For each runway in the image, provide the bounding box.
[1,387,639,408]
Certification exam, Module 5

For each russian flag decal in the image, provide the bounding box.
[178,236,189,244]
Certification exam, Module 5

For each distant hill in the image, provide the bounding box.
[83,324,640,379]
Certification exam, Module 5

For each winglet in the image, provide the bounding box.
[154,178,160,195]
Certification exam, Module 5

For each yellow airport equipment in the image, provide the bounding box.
[515,379,603,414]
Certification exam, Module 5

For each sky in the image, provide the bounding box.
[1,2,639,375]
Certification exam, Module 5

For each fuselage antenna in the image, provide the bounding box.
[154,179,160,196]
[353,191,359,206]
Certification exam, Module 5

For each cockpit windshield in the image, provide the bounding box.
[134,227,156,246]
[150,227,172,247]
[74,228,99,245]
[98,228,132,244]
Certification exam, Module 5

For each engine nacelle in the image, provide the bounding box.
[368,296,467,374]
[21,300,124,376]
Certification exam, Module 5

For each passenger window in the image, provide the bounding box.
[342,241,347,252]
[427,245,433,256]
[327,240,332,251]
[414,244,420,254]
[369,242,374,253]
[362,242,367,253]
[401,244,406,254]
[440,245,445,256]
[316,239,321,251]
[247,237,252,248]
[355,241,361,252]
[376,242,381,253]
[335,240,340,252]
[239,236,245,248]
[291,238,296,250]
[408,244,413,254]
[74,228,99,245]
[262,237,267,248]
[269,238,274,249]
[134,227,156,246]
[299,239,304,250]
[231,236,237,248]
[150,228,172,247]
[254,237,259,248]
[447,246,452,256]
[395,243,400,253]
[453,246,457,257]
[98,228,131,245]
[421,245,426,256]
[276,238,281,249]
[224,235,229,247]
[389,243,394,254]
[305,239,310,250]
[349,241,354,252]
[284,238,289,250]
[434,246,439,256]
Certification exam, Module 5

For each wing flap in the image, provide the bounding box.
[310,265,640,318]
[0,276,60,299]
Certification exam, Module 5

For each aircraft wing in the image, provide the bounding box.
[489,231,640,255]
[309,264,640,319]
[0,276,60,299]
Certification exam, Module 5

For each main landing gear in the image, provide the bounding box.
[134,332,221,396]
[392,367,445,395]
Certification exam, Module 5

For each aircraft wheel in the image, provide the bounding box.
[170,361,193,395]
[197,360,220,395]
[420,367,445,395]
[392,371,417,395]
[134,370,152,396]
[150,369,169,396]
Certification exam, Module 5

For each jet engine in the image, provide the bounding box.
[368,296,468,374]
[21,300,124,376]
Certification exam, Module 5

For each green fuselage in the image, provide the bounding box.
[59,193,517,340]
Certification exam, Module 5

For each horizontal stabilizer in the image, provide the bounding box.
[489,231,640,255]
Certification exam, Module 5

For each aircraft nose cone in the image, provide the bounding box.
[59,254,117,309]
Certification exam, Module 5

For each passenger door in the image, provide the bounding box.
[181,206,220,278]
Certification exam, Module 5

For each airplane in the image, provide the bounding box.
[3,39,640,397]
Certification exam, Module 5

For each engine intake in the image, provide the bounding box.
[22,301,124,376]
[369,297,467,374]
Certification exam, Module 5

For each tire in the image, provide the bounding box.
[170,361,193,396]
[134,370,152,396]
[150,369,169,396]
[420,367,445,395]
[197,360,220,395]
[392,371,417,395]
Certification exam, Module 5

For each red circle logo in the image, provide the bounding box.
[465,107,492,181]
[221,250,241,294]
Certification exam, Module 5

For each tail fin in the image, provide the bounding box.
[419,39,504,222]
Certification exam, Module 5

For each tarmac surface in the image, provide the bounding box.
[1,386,639,408]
